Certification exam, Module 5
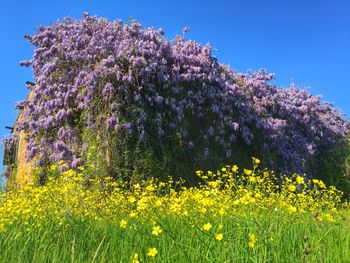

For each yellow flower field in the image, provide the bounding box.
[0,158,349,262]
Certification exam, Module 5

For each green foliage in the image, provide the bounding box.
[0,211,349,262]
[4,164,17,191]
[309,134,350,197]
[82,125,170,184]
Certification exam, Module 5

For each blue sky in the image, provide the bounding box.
[0,0,349,175]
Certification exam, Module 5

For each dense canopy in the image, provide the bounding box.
[15,13,349,179]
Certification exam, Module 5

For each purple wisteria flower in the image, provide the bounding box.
[16,13,349,174]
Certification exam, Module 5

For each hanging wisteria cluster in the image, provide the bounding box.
[15,13,348,175]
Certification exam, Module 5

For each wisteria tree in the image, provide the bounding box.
[14,13,349,182]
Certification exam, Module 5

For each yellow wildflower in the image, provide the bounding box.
[152,225,162,236]
[244,169,252,175]
[155,200,162,207]
[318,181,326,188]
[296,175,304,185]
[131,253,140,263]
[49,164,57,172]
[324,213,334,222]
[202,223,212,231]
[249,176,257,183]
[287,206,297,213]
[145,185,155,192]
[129,212,137,218]
[248,233,257,248]
[215,233,224,241]
[252,157,260,165]
[147,247,158,257]
[232,165,239,173]
[313,179,326,188]
[119,219,127,229]
[0,223,5,233]
[288,185,296,192]
[200,207,207,214]
[128,196,137,203]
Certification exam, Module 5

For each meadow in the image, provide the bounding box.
[1,159,349,262]
[1,14,350,263]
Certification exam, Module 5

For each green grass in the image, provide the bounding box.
[1,210,349,263]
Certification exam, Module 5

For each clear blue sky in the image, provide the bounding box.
[1,0,349,175]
